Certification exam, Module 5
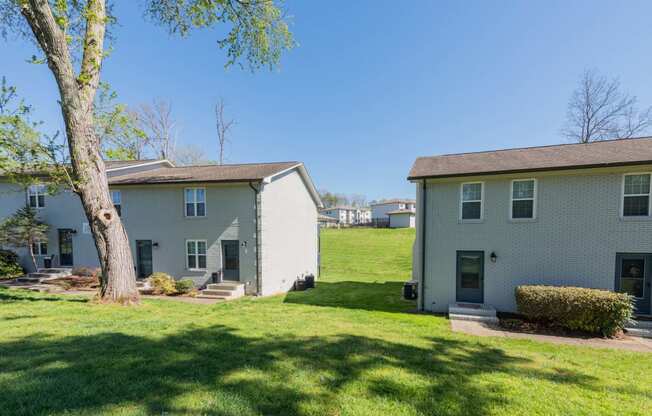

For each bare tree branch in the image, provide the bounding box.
[136,99,177,160]
[215,98,235,165]
[562,69,652,143]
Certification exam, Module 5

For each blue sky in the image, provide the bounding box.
[3,0,652,201]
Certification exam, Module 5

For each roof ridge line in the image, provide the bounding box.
[417,136,652,159]
[163,161,301,169]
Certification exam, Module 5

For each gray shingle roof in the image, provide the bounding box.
[408,137,652,180]
[370,199,415,206]
[108,161,300,185]
[106,159,159,170]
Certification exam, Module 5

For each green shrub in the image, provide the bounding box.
[0,249,24,280]
[148,272,177,295]
[515,285,633,337]
[175,278,195,295]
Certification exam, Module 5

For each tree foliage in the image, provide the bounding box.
[0,77,71,191]
[319,190,368,208]
[0,0,294,303]
[144,0,294,70]
[0,206,49,270]
[95,83,147,160]
[1,0,293,70]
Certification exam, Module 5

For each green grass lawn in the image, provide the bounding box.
[1,228,651,415]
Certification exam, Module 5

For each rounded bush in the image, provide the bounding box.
[0,249,24,280]
[147,272,177,295]
[515,285,634,337]
[175,278,195,295]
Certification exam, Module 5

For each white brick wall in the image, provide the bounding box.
[417,166,652,313]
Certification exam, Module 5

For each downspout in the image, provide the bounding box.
[249,182,262,296]
[420,180,427,311]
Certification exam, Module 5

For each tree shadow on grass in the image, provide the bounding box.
[0,324,603,416]
[0,291,88,303]
[283,281,416,313]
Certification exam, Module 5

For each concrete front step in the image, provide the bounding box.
[16,276,43,283]
[206,282,244,291]
[37,268,72,277]
[625,327,652,338]
[195,294,230,300]
[201,289,235,297]
[629,319,652,329]
[449,313,500,324]
[199,281,245,300]
[448,303,497,317]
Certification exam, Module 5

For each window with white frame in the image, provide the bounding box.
[111,190,122,216]
[186,240,207,270]
[184,188,206,217]
[31,240,47,256]
[27,184,46,208]
[511,179,536,219]
[461,182,483,220]
[623,174,651,217]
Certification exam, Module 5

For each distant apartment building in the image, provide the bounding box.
[320,206,371,225]
[370,199,416,220]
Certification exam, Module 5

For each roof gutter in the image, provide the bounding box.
[249,181,262,296]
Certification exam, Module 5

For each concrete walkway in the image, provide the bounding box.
[451,319,652,353]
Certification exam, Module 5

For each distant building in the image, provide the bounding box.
[320,206,371,225]
[370,199,416,223]
[318,213,339,228]
[388,210,416,228]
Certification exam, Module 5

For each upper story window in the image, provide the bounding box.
[511,179,536,219]
[184,188,206,217]
[111,190,122,216]
[27,185,46,208]
[32,240,47,256]
[186,240,207,270]
[623,173,651,217]
[460,182,483,221]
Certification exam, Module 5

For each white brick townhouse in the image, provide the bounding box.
[0,159,323,296]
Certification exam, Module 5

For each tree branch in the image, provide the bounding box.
[78,0,106,108]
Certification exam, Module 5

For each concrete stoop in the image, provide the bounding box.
[448,303,499,324]
[197,281,245,301]
[16,268,72,283]
[625,319,652,339]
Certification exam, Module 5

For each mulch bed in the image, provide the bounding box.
[44,275,100,291]
[497,313,626,339]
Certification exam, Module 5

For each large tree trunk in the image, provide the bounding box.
[21,0,139,303]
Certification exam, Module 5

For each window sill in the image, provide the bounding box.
[619,216,652,222]
[459,219,484,224]
[186,268,207,272]
[184,216,207,219]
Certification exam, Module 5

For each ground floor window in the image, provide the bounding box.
[619,258,645,298]
[186,240,207,270]
[32,240,47,256]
